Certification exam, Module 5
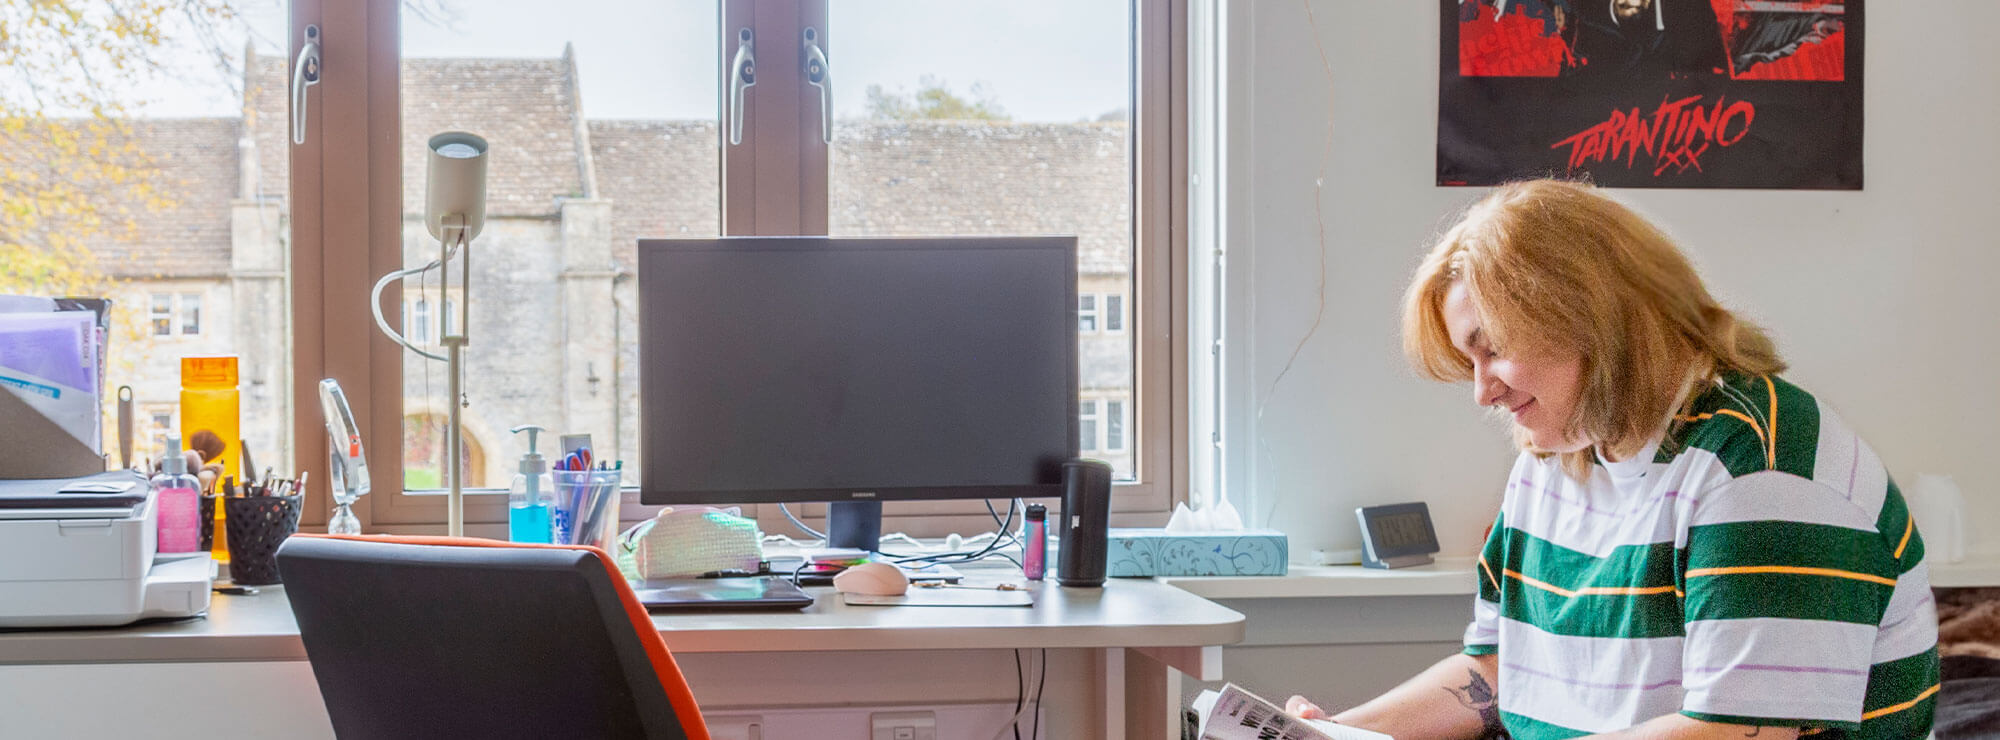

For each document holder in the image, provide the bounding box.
[0,388,104,479]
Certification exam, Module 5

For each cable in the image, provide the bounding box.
[778,502,827,541]
[1032,647,1047,740]
[1013,649,1026,740]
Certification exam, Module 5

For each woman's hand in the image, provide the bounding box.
[1285,695,1330,720]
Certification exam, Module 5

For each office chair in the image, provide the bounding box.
[276,534,710,740]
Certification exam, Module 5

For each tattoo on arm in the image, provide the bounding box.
[1744,728,1761,737]
[1442,669,1510,740]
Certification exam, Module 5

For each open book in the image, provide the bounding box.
[1190,683,1394,740]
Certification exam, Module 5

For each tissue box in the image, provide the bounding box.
[1105,528,1288,577]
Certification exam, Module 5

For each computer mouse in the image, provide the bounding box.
[832,561,909,596]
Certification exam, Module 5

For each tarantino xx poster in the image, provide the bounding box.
[1438,0,1862,189]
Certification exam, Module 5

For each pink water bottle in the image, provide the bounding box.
[1023,504,1047,580]
[152,435,202,553]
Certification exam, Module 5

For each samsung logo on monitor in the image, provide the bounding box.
[848,491,879,499]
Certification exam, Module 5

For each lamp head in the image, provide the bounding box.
[425,131,488,243]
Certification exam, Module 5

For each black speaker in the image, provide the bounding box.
[1056,459,1113,587]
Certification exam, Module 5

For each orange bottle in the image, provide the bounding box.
[181,356,240,562]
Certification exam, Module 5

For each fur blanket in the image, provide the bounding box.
[1938,587,2000,660]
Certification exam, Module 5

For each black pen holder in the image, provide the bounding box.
[224,494,302,585]
[199,494,219,552]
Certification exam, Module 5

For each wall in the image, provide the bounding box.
[1223,0,2000,560]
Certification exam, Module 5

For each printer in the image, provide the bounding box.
[0,470,214,628]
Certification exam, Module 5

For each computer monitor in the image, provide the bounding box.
[636,236,1079,550]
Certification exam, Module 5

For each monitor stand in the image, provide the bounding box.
[825,500,883,552]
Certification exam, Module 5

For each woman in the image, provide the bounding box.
[1287,180,1939,739]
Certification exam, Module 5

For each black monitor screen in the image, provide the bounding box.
[638,236,1078,506]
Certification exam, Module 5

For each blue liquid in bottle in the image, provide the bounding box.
[509,502,553,543]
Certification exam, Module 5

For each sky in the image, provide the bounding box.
[90,0,1131,123]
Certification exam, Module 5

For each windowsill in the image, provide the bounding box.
[1156,553,2000,600]
[1160,557,1480,600]
[1932,556,2000,588]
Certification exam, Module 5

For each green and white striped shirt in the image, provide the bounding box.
[1464,373,1939,738]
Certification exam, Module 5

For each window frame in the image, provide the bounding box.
[296,0,1188,535]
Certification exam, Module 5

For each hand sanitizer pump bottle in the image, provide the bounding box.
[152,436,203,553]
[508,425,554,543]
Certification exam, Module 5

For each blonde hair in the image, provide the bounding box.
[1402,180,1784,479]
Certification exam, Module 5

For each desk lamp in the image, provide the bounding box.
[370,132,488,536]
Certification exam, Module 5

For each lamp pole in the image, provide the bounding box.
[442,214,470,537]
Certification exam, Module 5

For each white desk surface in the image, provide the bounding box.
[0,576,1244,666]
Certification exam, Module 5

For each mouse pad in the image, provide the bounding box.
[843,588,1035,607]
[634,577,815,611]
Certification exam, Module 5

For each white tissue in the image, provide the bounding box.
[1165,495,1245,533]
[1906,474,1966,564]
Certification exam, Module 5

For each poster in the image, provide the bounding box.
[1438,0,1862,189]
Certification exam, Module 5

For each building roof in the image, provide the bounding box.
[77,52,1132,279]
[18,117,244,279]
[588,119,719,269]
[398,56,587,218]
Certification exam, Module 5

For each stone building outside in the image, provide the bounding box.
[90,47,1134,493]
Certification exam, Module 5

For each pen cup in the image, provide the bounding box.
[199,494,219,552]
[224,493,302,585]
[552,469,621,549]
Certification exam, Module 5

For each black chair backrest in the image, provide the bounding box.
[277,536,692,740]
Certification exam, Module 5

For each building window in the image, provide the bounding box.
[179,293,201,336]
[144,406,176,462]
[1106,399,1126,452]
[411,298,430,343]
[149,292,203,336]
[1079,294,1100,333]
[1080,399,1102,453]
[150,294,173,336]
[1105,294,1124,334]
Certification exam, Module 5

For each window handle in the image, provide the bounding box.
[802,26,831,144]
[290,24,321,146]
[728,27,756,146]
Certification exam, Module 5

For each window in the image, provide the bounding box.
[145,406,177,463]
[179,293,202,336]
[1080,294,1101,333]
[151,295,174,336]
[314,0,1183,534]
[1081,400,1103,453]
[412,297,433,343]
[1107,399,1126,452]
[145,292,206,336]
[4,3,293,506]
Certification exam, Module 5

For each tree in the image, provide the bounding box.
[864,75,1011,122]
[0,0,241,296]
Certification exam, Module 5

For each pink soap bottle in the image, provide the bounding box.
[152,435,202,553]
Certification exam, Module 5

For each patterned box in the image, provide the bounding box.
[1105,528,1289,577]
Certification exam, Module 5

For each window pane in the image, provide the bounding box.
[828,1,1136,479]
[399,1,719,490]
[151,294,173,336]
[180,293,201,335]
[411,298,429,343]
[1107,399,1125,452]
[1106,294,1123,333]
[2,2,293,475]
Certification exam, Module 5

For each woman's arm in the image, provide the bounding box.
[1287,652,1507,740]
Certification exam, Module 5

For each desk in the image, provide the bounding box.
[0,576,1243,739]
